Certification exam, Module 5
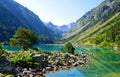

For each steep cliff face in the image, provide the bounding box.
[63,0,120,44]
[0,0,56,43]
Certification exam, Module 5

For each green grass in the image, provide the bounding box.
[68,13,120,46]
[77,50,120,77]
[8,49,41,68]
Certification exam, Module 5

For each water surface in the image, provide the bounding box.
[44,68,84,77]
[2,44,113,53]
[2,44,117,77]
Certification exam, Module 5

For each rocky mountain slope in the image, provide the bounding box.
[60,22,75,32]
[63,0,120,45]
[0,0,57,43]
[44,22,75,36]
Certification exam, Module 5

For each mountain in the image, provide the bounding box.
[0,0,57,43]
[85,13,120,47]
[44,22,63,37]
[60,22,75,32]
[44,22,75,36]
[63,0,120,45]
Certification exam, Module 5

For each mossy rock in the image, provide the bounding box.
[5,75,14,77]
[0,73,5,77]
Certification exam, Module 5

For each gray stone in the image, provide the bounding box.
[0,55,9,67]
[2,65,14,73]
[42,68,46,73]
[30,52,41,57]
[46,67,53,71]
[29,74,33,77]
[31,53,46,62]
[23,68,27,71]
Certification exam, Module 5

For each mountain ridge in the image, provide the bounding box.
[44,22,75,36]
[0,0,57,43]
[63,0,120,45]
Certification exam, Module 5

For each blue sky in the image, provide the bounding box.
[14,0,104,26]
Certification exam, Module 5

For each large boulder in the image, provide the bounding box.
[1,65,15,73]
[30,52,46,62]
[0,54,14,73]
[0,54,9,67]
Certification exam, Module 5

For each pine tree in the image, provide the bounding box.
[10,27,38,50]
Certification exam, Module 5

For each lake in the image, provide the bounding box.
[2,45,116,77]
[44,68,84,77]
[2,44,113,53]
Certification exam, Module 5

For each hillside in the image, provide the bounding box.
[72,13,120,46]
[0,0,57,43]
[84,13,120,47]
[67,13,120,47]
[63,0,120,46]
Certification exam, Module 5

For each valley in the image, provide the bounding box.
[0,0,120,77]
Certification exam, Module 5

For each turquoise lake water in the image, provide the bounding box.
[2,44,113,53]
[2,45,115,77]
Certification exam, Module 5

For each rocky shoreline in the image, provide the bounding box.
[0,52,92,77]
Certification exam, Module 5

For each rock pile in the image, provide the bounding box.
[0,52,89,77]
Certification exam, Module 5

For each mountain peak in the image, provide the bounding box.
[48,22,54,25]
[0,0,58,43]
[64,0,120,44]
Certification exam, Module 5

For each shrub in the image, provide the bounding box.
[28,48,42,53]
[62,42,75,54]
[9,51,38,67]
[115,34,120,47]
[99,41,109,47]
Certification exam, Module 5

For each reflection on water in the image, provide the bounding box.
[2,45,116,77]
[44,68,84,77]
